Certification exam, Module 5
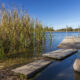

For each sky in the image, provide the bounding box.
[0,0,80,29]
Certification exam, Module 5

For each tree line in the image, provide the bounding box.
[56,27,80,32]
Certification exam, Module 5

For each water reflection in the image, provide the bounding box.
[33,32,80,80]
[27,32,80,80]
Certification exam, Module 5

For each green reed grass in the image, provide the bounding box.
[0,7,53,59]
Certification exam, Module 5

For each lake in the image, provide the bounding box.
[31,32,80,80]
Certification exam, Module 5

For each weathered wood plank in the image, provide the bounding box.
[58,36,80,49]
[12,59,52,78]
[43,49,77,60]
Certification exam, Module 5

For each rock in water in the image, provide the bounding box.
[73,59,80,72]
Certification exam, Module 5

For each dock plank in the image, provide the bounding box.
[58,36,80,49]
[12,48,77,78]
[43,49,77,60]
[12,59,52,78]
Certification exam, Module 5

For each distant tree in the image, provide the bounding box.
[56,26,73,32]
[67,27,73,31]
[44,26,54,31]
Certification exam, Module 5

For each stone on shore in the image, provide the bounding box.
[73,59,80,72]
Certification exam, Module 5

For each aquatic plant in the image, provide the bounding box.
[0,6,53,59]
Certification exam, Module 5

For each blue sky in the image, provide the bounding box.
[0,0,80,29]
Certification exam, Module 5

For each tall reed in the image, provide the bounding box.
[0,7,53,58]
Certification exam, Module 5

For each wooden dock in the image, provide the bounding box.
[12,48,78,78]
[58,36,80,49]
[12,59,52,78]
[43,49,77,60]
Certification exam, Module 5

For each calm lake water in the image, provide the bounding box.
[31,32,80,80]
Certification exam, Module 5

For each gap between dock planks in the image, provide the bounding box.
[43,49,78,60]
[12,59,52,79]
